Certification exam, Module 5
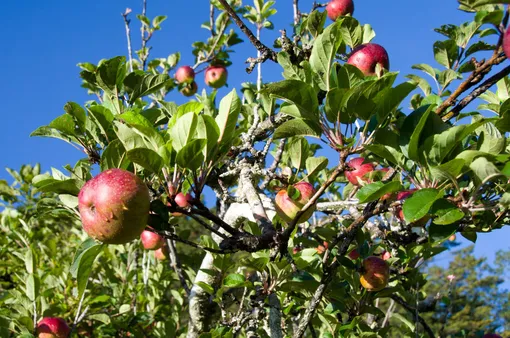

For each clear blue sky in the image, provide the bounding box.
[0,1,508,279]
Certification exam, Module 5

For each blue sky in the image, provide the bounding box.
[0,1,508,280]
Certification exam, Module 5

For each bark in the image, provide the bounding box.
[186,192,275,337]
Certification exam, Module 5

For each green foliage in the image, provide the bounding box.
[2,0,510,337]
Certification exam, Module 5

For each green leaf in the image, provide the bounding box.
[100,139,131,171]
[215,90,241,145]
[70,238,104,300]
[223,273,246,287]
[306,157,328,179]
[433,39,459,69]
[339,16,362,48]
[88,313,111,325]
[430,158,466,182]
[288,137,309,170]
[307,9,327,38]
[196,115,220,161]
[273,119,321,139]
[262,80,318,120]
[117,110,165,150]
[401,104,435,162]
[403,188,443,223]
[430,199,465,225]
[64,102,87,133]
[171,112,198,152]
[114,121,148,151]
[309,21,342,91]
[24,248,35,274]
[176,139,207,171]
[278,52,308,82]
[96,56,126,94]
[356,181,402,203]
[49,114,78,136]
[25,273,39,301]
[124,72,170,104]
[423,120,490,165]
[87,105,115,140]
[126,148,164,173]
[30,126,79,146]
[32,177,82,196]
[469,156,501,181]
[374,82,417,121]
[196,282,215,296]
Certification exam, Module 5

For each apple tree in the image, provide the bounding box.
[2,0,510,337]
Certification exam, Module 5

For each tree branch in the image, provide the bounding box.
[121,8,134,73]
[442,64,510,121]
[216,0,277,70]
[166,238,190,295]
[435,51,506,116]
[293,201,386,338]
[391,295,435,338]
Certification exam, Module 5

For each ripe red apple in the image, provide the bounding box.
[347,43,390,76]
[205,65,228,88]
[181,81,198,97]
[360,256,390,291]
[36,317,71,338]
[274,182,316,224]
[78,169,150,244]
[175,65,195,84]
[154,245,169,261]
[316,241,329,254]
[503,28,510,59]
[171,192,193,217]
[348,249,360,260]
[140,229,165,250]
[326,0,354,21]
[345,157,375,186]
[381,250,391,261]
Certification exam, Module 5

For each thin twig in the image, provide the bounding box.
[166,238,191,295]
[121,8,134,72]
[293,0,301,26]
[216,0,277,70]
[391,295,435,338]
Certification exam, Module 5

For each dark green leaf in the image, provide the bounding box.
[356,181,402,203]
[403,188,442,223]
[71,238,103,300]
[126,148,164,173]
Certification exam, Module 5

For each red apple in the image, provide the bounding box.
[274,182,316,224]
[292,246,302,255]
[326,0,354,21]
[36,317,71,338]
[360,256,389,291]
[154,245,169,261]
[171,192,193,217]
[316,241,329,254]
[175,65,195,84]
[381,250,391,261]
[181,81,198,97]
[345,157,375,186]
[205,65,228,88]
[78,169,150,244]
[348,249,360,260]
[175,192,193,208]
[503,28,510,59]
[347,43,390,76]
[140,229,165,250]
